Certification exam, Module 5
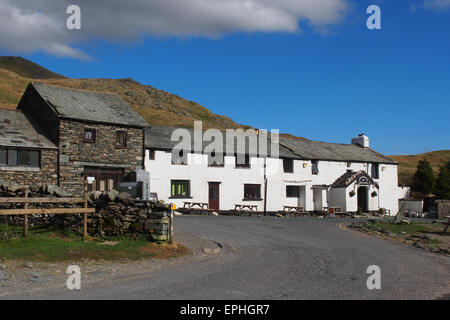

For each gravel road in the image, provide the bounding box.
[1,216,449,299]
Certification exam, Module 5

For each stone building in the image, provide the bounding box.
[0,109,58,186]
[16,82,148,196]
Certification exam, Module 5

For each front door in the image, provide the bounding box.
[208,182,220,211]
[357,186,368,213]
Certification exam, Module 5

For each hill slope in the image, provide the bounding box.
[390,150,450,186]
[0,57,246,130]
[0,56,65,79]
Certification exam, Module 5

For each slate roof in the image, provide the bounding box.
[30,82,148,127]
[331,170,379,189]
[279,137,396,164]
[0,110,57,149]
[145,126,397,163]
[145,126,298,158]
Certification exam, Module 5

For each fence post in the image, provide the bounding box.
[83,198,88,240]
[23,192,28,237]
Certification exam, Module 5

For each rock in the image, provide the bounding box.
[30,277,50,284]
[117,192,132,202]
[8,184,21,193]
[107,190,119,202]
[46,184,57,195]
[92,191,103,200]
[203,247,221,254]
[54,186,69,197]
[23,262,33,268]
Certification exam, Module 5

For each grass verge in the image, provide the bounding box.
[0,224,189,262]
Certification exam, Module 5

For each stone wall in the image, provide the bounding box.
[88,191,171,241]
[436,200,450,219]
[58,120,145,196]
[0,184,171,242]
[0,149,58,187]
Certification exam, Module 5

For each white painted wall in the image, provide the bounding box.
[399,200,423,213]
[144,150,400,214]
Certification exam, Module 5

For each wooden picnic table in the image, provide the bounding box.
[282,206,305,216]
[183,201,209,210]
[234,204,258,213]
[183,201,212,214]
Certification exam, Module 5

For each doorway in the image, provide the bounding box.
[208,182,220,211]
[84,167,124,192]
[313,188,323,212]
[357,186,368,213]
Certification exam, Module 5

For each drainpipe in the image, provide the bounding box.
[264,157,267,216]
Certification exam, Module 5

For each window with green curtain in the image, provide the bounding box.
[171,180,191,198]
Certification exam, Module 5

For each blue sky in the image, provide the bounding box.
[0,0,449,155]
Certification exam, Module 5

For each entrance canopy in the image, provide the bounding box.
[330,170,379,189]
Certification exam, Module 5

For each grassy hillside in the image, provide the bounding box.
[390,150,450,186]
[0,57,247,130]
[0,56,65,79]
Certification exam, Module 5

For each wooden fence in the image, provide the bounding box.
[0,194,95,238]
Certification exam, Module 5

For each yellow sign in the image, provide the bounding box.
[170,204,177,211]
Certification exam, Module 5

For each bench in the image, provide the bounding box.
[282,206,306,217]
[234,204,258,215]
[183,202,212,214]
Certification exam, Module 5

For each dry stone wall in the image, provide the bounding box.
[0,183,171,242]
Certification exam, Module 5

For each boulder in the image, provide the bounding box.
[106,190,119,202]
[117,192,132,202]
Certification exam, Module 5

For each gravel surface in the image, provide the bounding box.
[1,216,449,300]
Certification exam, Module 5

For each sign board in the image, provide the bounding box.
[149,192,158,203]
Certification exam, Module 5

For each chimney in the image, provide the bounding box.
[351,133,369,148]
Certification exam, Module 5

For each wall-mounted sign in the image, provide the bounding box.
[358,177,370,185]
[87,176,95,184]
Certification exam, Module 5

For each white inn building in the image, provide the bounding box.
[144,126,401,215]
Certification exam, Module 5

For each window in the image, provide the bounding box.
[208,152,224,167]
[149,149,155,160]
[116,131,127,148]
[244,184,261,200]
[235,154,250,168]
[286,186,300,198]
[0,149,6,165]
[84,129,96,143]
[371,163,379,179]
[0,148,40,168]
[172,149,187,165]
[283,159,294,173]
[312,160,319,175]
[171,180,191,198]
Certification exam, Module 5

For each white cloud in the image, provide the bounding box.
[423,0,450,11]
[0,0,349,60]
